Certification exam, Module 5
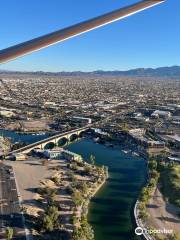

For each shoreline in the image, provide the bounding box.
[134,159,180,240]
[80,167,108,238]
[0,128,53,135]
[134,157,154,240]
[90,171,108,199]
[82,167,108,216]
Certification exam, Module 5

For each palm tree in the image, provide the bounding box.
[89,154,95,166]
[6,227,13,240]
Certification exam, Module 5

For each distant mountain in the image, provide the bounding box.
[93,66,180,77]
[1,66,180,77]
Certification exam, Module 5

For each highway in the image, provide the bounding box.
[0,163,26,240]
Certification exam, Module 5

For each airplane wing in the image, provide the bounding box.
[0,0,165,64]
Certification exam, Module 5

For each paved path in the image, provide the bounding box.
[147,186,180,237]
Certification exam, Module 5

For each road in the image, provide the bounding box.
[0,163,27,240]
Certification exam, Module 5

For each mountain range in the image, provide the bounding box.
[1,66,180,77]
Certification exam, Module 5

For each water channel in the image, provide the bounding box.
[66,139,147,240]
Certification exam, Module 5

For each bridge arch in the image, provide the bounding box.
[57,137,68,146]
[78,129,90,137]
[69,133,78,142]
[44,142,56,150]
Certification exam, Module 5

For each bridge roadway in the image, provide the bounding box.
[10,125,91,155]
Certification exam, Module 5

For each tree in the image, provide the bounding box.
[80,216,94,240]
[51,176,60,185]
[119,122,129,132]
[139,209,149,221]
[45,205,59,224]
[148,160,157,170]
[167,233,180,240]
[139,187,151,203]
[67,170,76,181]
[72,217,94,240]
[42,206,60,232]
[6,227,13,240]
[72,190,83,207]
[138,201,146,211]
[89,154,95,166]
[42,215,54,232]
[148,178,157,188]
[44,188,57,205]
[84,165,91,175]
[149,169,159,180]
[160,150,169,159]
[80,182,88,195]
[72,227,85,240]
[70,163,78,171]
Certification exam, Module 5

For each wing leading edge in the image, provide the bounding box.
[0,0,166,64]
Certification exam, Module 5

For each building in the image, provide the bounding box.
[61,150,82,162]
[151,110,171,118]
[94,128,109,136]
[44,148,63,159]
[168,151,180,164]
[0,110,16,118]
[72,116,92,125]
[146,141,167,156]
[13,153,27,161]
[160,135,180,148]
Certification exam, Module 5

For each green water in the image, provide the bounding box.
[66,139,146,240]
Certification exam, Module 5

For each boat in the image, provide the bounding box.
[132,152,139,156]
[122,150,128,154]
[106,143,114,148]
[93,137,100,143]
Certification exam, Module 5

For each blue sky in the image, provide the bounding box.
[0,0,179,72]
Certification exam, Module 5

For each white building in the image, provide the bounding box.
[61,150,82,162]
[94,128,109,136]
[151,110,171,118]
[72,116,92,124]
[44,148,63,159]
[0,110,16,118]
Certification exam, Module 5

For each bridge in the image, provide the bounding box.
[10,126,91,155]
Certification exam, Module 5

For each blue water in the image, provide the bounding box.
[66,139,146,240]
[0,129,49,144]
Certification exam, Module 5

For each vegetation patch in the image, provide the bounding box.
[160,165,180,207]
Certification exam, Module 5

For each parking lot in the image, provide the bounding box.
[0,163,26,240]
